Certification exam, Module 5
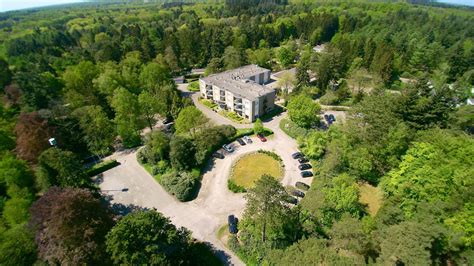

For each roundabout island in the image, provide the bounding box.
[228,150,284,192]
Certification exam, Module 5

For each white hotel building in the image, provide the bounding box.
[199,65,276,122]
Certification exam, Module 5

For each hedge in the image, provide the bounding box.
[227,179,247,193]
[87,160,120,176]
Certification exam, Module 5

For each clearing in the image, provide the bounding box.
[359,183,383,216]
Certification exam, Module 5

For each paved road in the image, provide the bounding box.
[99,84,312,265]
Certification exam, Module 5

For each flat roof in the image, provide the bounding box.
[201,65,274,100]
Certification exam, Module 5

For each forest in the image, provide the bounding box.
[0,0,473,265]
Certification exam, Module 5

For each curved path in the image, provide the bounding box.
[98,84,310,265]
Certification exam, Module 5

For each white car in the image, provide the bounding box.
[243,135,252,144]
[222,144,234,153]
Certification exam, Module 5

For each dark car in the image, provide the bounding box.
[236,138,246,146]
[228,215,238,234]
[291,190,305,198]
[298,164,312,171]
[295,181,310,191]
[324,114,330,121]
[257,133,267,142]
[329,114,336,122]
[300,171,313,178]
[285,195,298,205]
[298,157,309,164]
[292,152,303,159]
[212,152,224,159]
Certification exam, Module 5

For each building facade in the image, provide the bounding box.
[199,65,276,122]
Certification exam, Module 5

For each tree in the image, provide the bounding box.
[267,238,364,265]
[277,71,296,94]
[253,118,264,135]
[223,46,245,70]
[62,61,100,109]
[246,48,272,69]
[295,50,310,89]
[315,46,344,90]
[277,46,295,68]
[138,90,160,131]
[106,210,190,265]
[14,112,55,163]
[0,58,12,88]
[329,214,371,256]
[380,129,474,217]
[175,106,209,136]
[287,94,321,128]
[139,61,171,89]
[204,57,222,76]
[30,187,113,265]
[72,105,115,156]
[37,148,90,188]
[2,198,32,225]
[302,174,362,226]
[142,131,170,164]
[0,225,37,266]
[111,88,144,147]
[298,130,327,160]
[164,47,180,73]
[169,136,196,171]
[378,221,438,265]
[236,175,300,262]
[160,171,197,201]
[400,77,456,129]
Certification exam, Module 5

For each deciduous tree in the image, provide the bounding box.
[30,187,113,265]
[106,210,190,265]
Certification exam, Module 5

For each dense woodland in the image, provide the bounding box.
[0,0,473,265]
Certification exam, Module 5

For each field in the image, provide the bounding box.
[359,183,383,216]
[230,153,283,189]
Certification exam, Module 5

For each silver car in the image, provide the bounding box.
[243,135,252,144]
[222,144,234,153]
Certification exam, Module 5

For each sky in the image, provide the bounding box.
[0,0,84,12]
[0,0,473,12]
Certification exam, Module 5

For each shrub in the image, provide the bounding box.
[151,160,169,176]
[200,98,217,109]
[160,171,197,201]
[279,118,309,139]
[188,81,200,92]
[228,179,246,193]
[319,90,339,105]
[136,149,147,164]
[257,149,282,162]
[253,118,264,134]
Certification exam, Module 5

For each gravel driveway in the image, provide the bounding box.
[98,84,312,265]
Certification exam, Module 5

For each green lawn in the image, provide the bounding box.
[359,183,383,216]
[230,153,283,189]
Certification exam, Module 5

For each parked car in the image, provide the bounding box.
[257,133,267,142]
[228,215,238,234]
[324,114,330,122]
[329,114,336,122]
[222,144,234,153]
[298,157,309,164]
[236,138,246,146]
[300,171,313,178]
[292,190,305,198]
[295,181,310,190]
[212,152,224,159]
[298,164,312,170]
[292,152,303,159]
[285,195,298,205]
[243,135,252,144]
